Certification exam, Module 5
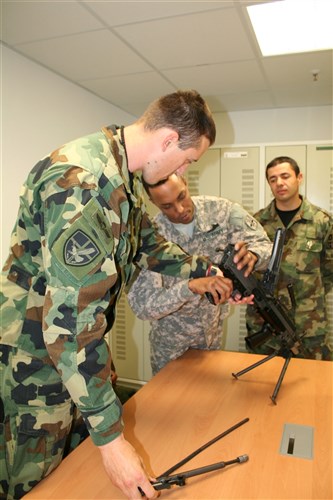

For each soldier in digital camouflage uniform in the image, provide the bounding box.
[0,90,234,500]
[246,156,333,360]
[127,174,272,374]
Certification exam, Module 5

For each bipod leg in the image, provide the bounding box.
[232,351,278,379]
[270,356,291,405]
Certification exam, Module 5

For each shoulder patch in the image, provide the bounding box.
[64,230,100,266]
[51,198,113,283]
[245,215,258,230]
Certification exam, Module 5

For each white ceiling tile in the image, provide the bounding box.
[163,60,267,95]
[1,1,103,44]
[114,8,256,69]
[13,30,152,80]
[262,51,333,87]
[80,72,175,113]
[83,0,233,26]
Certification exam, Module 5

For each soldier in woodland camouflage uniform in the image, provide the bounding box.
[0,90,235,500]
[246,156,333,360]
[127,174,272,374]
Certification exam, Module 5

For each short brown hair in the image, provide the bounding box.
[138,90,216,149]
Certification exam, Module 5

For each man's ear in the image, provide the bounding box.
[162,131,179,151]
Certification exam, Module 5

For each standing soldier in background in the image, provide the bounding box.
[127,174,272,375]
[0,90,233,500]
[246,156,333,360]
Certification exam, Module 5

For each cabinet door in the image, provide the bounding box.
[185,148,220,196]
[219,147,260,351]
[222,305,248,353]
[109,295,146,382]
[307,145,333,347]
[220,147,260,214]
[306,145,333,213]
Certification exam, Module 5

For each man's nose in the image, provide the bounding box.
[175,203,184,214]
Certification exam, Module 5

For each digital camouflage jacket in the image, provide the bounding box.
[127,196,272,374]
[0,126,210,446]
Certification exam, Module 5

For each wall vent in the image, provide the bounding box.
[112,296,127,361]
[186,168,200,196]
[238,307,247,352]
[242,169,255,213]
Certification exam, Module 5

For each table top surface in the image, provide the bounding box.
[24,350,333,499]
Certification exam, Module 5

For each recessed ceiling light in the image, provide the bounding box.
[247,0,333,56]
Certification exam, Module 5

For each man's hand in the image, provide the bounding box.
[99,434,159,499]
[188,276,233,304]
[228,293,254,306]
[232,241,258,277]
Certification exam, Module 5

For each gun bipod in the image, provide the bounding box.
[232,350,292,404]
[138,417,250,494]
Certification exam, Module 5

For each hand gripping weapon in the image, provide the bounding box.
[138,418,249,494]
[207,228,305,403]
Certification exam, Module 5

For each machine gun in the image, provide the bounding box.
[207,228,305,403]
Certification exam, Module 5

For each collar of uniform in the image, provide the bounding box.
[102,125,132,194]
[297,197,315,221]
[271,195,314,223]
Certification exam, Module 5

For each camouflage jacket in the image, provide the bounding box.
[246,197,333,341]
[0,125,210,446]
[127,196,272,368]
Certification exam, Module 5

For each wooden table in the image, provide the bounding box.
[24,350,333,499]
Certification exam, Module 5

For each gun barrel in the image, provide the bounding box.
[152,455,249,491]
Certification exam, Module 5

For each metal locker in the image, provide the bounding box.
[306,144,333,346]
[218,147,261,351]
[220,147,260,214]
[109,294,146,382]
[185,148,220,196]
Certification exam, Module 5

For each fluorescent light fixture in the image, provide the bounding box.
[247,0,333,56]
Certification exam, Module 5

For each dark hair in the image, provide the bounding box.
[142,176,169,194]
[266,156,300,179]
[142,174,186,195]
[138,90,216,149]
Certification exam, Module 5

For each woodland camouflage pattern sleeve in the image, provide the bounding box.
[1,127,212,449]
[134,212,209,278]
[29,155,124,445]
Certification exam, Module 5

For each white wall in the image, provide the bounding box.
[214,106,333,146]
[1,45,135,260]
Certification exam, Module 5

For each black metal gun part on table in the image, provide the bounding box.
[138,418,249,495]
[206,228,306,404]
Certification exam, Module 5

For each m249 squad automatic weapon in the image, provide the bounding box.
[207,228,305,403]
